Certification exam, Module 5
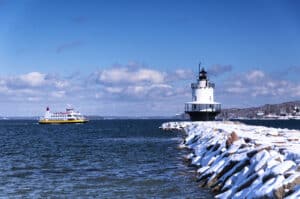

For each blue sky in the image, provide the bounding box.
[0,0,300,116]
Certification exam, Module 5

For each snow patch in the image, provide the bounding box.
[161,121,300,198]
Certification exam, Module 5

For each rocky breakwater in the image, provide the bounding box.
[161,121,300,198]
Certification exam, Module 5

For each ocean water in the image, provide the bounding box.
[236,119,300,130]
[0,120,213,198]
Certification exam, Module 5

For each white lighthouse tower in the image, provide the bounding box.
[184,64,221,121]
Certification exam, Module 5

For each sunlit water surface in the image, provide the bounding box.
[0,120,213,198]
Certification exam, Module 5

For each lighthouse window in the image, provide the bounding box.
[192,105,196,110]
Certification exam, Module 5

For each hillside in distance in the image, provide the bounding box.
[217,101,300,119]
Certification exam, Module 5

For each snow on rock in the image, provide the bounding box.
[161,121,300,198]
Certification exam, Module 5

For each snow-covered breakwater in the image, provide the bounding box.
[161,121,300,198]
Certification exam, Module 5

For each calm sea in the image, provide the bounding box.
[236,119,300,130]
[0,119,213,198]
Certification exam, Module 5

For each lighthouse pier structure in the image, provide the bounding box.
[185,65,221,121]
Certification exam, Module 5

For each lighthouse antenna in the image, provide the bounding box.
[198,62,201,74]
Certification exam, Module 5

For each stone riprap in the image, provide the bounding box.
[161,121,300,198]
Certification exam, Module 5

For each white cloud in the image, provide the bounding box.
[19,72,46,87]
[3,65,300,116]
[150,84,172,89]
[0,72,73,104]
[1,72,71,90]
[8,63,300,116]
[0,85,9,94]
[0,65,190,116]
[95,93,102,99]
[105,87,123,94]
[92,65,181,101]
[174,69,192,79]
[166,69,193,82]
[225,87,247,94]
[98,67,165,84]
[27,97,41,102]
[246,70,265,81]
[50,90,66,98]
[222,69,300,106]
[55,80,69,89]
[126,85,145,95]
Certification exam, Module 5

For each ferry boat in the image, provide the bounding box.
[184,65,221,121]
[39,107,88,124]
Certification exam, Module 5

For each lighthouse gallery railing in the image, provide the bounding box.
[185,103,221,112]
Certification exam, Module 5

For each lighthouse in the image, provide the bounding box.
[184,64,221,121]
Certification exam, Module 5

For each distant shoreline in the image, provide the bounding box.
[0,116,179,120]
